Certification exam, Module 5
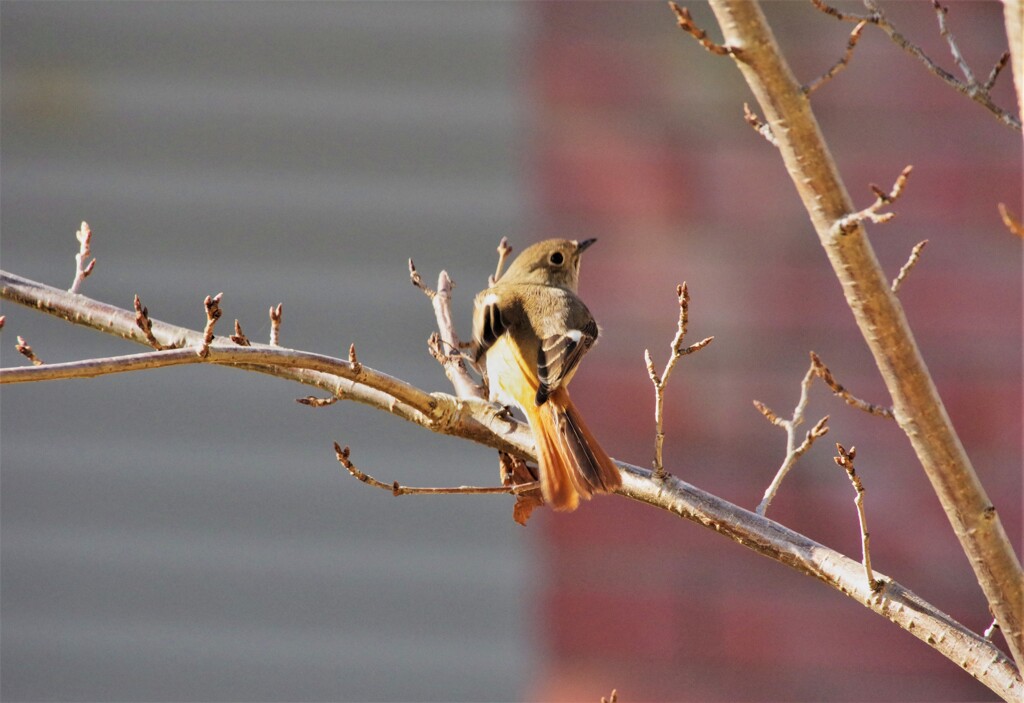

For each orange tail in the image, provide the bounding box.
[525,387,622,512]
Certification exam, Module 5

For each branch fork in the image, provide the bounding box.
[69,221,96,294]
[834,165,912,235]
[756,351,894,515]
[669,3,740,57]
[645,283,714,480]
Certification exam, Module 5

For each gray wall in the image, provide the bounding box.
[2,3,533,700]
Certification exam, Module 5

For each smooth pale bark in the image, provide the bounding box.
[705,0,1023,675]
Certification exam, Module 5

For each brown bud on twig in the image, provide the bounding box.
[269,303,283,346]
[230,319,251,346]
[198,293,223,358]
[69,221,97,294]
[15,335,43,365]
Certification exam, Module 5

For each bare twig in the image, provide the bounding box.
[809,0,864,22]
[416,266,484,401]
[835,165,913,235]
[335,442,535,497]
[756,350,895,514]
[891,240,928,294]
[931,0,974,84]
[645,283,714,480]
[617,468,1021,701]
[835,444,883,592]
[743,102,778,146]
[268,303,283,346]
[998,203,1024,239]
[810,0,1021,130]
[15,335,43,365]
[489,237,513,286]
[230,319,251,346]
[297,395,339,407]
[408,259,435,299]
[600,690,618,703]
[198,293,223,358]
[669,2,738,57]
[804,20,867,95]
[69,221,96,294]
[754,358,830,515]
[133,295,166,350]
[984,51,1011,92]
[1,271,452,429]
[810,352,894,419]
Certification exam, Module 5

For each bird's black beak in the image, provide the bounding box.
[576,238,598,253]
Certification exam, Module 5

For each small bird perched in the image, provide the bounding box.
[471,238,621,511]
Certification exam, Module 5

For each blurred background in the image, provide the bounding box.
[1,2,1019,701]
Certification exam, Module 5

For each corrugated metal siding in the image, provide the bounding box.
[1,3,532,700]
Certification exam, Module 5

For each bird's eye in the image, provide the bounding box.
[549,251,565,266]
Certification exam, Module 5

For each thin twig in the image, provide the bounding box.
[1,270,446,425]
[891,240,928,294]
[600,690,618,703]
[0,315,5,331]
[810,0,1021,130]
[69,221,97,294]
[743,102,778,146]
[268,303,283,346]
[998,203,1024,239]
[804,20,867,95]
[810,351,895,419]
[754,359,830,515]
[669,2,738,57]
[15,336,43,366]
[489,237,513,286]
[230,319,251,346]
[198,293,223,358]
[416,265,484,401]
[931,0,974,85]
[645,283,714,480]
[408,259,435,299]
[983,51,1011,92]
[835,165,912,235]
[133,295,165,350]
[756,350,895,514]
[835,444,883,592]
[334,442,536,497]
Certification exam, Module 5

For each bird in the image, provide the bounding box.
[471,238,621,511]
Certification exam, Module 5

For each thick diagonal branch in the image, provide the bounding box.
[1,268,1019,698]
[705,0,1023,674]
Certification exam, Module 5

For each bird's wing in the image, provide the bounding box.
[535,317,598,405]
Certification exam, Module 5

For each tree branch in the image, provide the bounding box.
[1004,0,1024,125]
[644,283,714,480]
[753,353,831,515]
[2,267,1020,698]
[809,0,1021,130]
[834,444,882,592]
[703,0,1024,676]
[69,221,96,294]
